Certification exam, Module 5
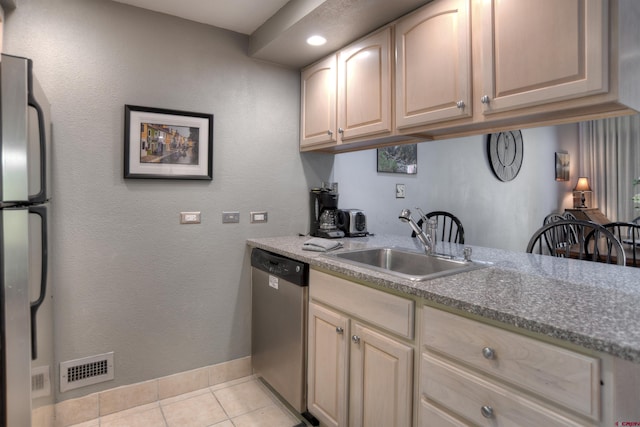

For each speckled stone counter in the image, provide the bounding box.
[247,234,640,363]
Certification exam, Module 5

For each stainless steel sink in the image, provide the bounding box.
[326,247,489,281]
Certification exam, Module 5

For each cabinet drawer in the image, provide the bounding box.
[421,353,588,427]
[422,306,600,419]
[310,269,414,339]
[419,399,468,427]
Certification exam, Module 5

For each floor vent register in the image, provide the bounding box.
[60,352,114,392]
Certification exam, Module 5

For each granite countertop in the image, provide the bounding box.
[247,234,640,363]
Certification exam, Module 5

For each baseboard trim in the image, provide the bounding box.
[52,356,252,427]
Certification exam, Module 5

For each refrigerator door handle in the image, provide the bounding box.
[27,59,48,204]
[29,205,48,360]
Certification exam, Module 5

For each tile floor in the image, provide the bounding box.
[68,376,306,427]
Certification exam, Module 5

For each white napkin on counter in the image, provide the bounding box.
[302,237,343,252]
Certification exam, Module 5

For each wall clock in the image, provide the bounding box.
[487,130,523,182]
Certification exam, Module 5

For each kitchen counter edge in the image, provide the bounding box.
[247,235,640,363]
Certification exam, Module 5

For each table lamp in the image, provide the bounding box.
[573,177,592,208]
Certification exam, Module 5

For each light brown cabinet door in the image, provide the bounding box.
[300,55,337,148]
[337,27,392,142]
[307,302,348,427]
[395,0,472,129]
[349,322,413,427]
[479,0,607,114]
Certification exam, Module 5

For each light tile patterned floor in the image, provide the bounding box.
[69,376,305,427]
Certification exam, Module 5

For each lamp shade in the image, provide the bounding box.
[573,177,592,192]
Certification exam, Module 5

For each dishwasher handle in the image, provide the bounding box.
[251,248,309,286]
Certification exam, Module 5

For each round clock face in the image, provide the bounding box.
[487,130,523,182]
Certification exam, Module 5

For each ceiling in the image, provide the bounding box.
[111,0,291,35]
[111,0,432,69]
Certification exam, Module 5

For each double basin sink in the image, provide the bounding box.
[325,247,488,281]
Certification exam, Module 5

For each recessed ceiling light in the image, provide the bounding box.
[306,35,327,46]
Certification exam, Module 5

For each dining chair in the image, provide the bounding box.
[594,222,640,266]
[543,211,577,225]
[413,211,465,244]
[526,219,626,265]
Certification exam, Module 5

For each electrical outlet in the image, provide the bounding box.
[250,211,268,223]
[222,211,240,223]
[396,184,406,198]
[180,212,201,224]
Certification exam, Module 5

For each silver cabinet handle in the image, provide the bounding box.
[351,335,360,344]
[336,327,344,334]
[481,95,490,104]
[456,100,465,109]
[481,405,494,418]
[338,127,344,134]
[482,347,495,360]
[327,129,333,136]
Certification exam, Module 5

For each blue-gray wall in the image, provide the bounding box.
[3,0,578,402]
[4,0,330,401]
[334,125,579,252]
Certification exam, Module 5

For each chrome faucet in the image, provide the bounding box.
[399,208,434,254]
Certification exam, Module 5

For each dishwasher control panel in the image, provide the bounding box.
[251,248,309,286]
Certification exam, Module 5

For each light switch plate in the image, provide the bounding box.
[180,212,201,224]
[396,184,406,198]
[222,211,240,223]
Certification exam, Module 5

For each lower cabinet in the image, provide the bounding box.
[419,305,601,426]
[307,302,348,427]
[350,321,413,426]
[306,271,640,427]
[307,270,415,427]
[421,353,588,426]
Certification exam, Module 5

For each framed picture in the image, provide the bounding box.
[555,152,570,182]
[377,144,417,174]
[124,105,213,180]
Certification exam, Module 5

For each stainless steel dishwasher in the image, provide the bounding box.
[251,248,319,426]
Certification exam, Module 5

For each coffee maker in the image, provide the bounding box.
[310,185,345,238]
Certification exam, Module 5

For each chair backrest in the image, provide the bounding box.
[413,211,465,244]
[632,216,640,225]
[526,219,626,266]
[597,222,640,267]
[543,212,576,225]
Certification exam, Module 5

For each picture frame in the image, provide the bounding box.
[124,105,213,180]
[555,152,570,182]
[377,144,417,174]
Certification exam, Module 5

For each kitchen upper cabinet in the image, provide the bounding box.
[478,0,607,115]
[337,27,392,142]
[395,0,640,139]
[300,0,639,151]
[300,55,337,149]
[395,0,472,129]
[307,269,415,427]
[300,28,395,151]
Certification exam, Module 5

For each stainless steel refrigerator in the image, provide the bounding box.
[1,54,53,427]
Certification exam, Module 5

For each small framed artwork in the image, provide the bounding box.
[124,105,213,180]
[377,144,417,174]
[555,152,570,181]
